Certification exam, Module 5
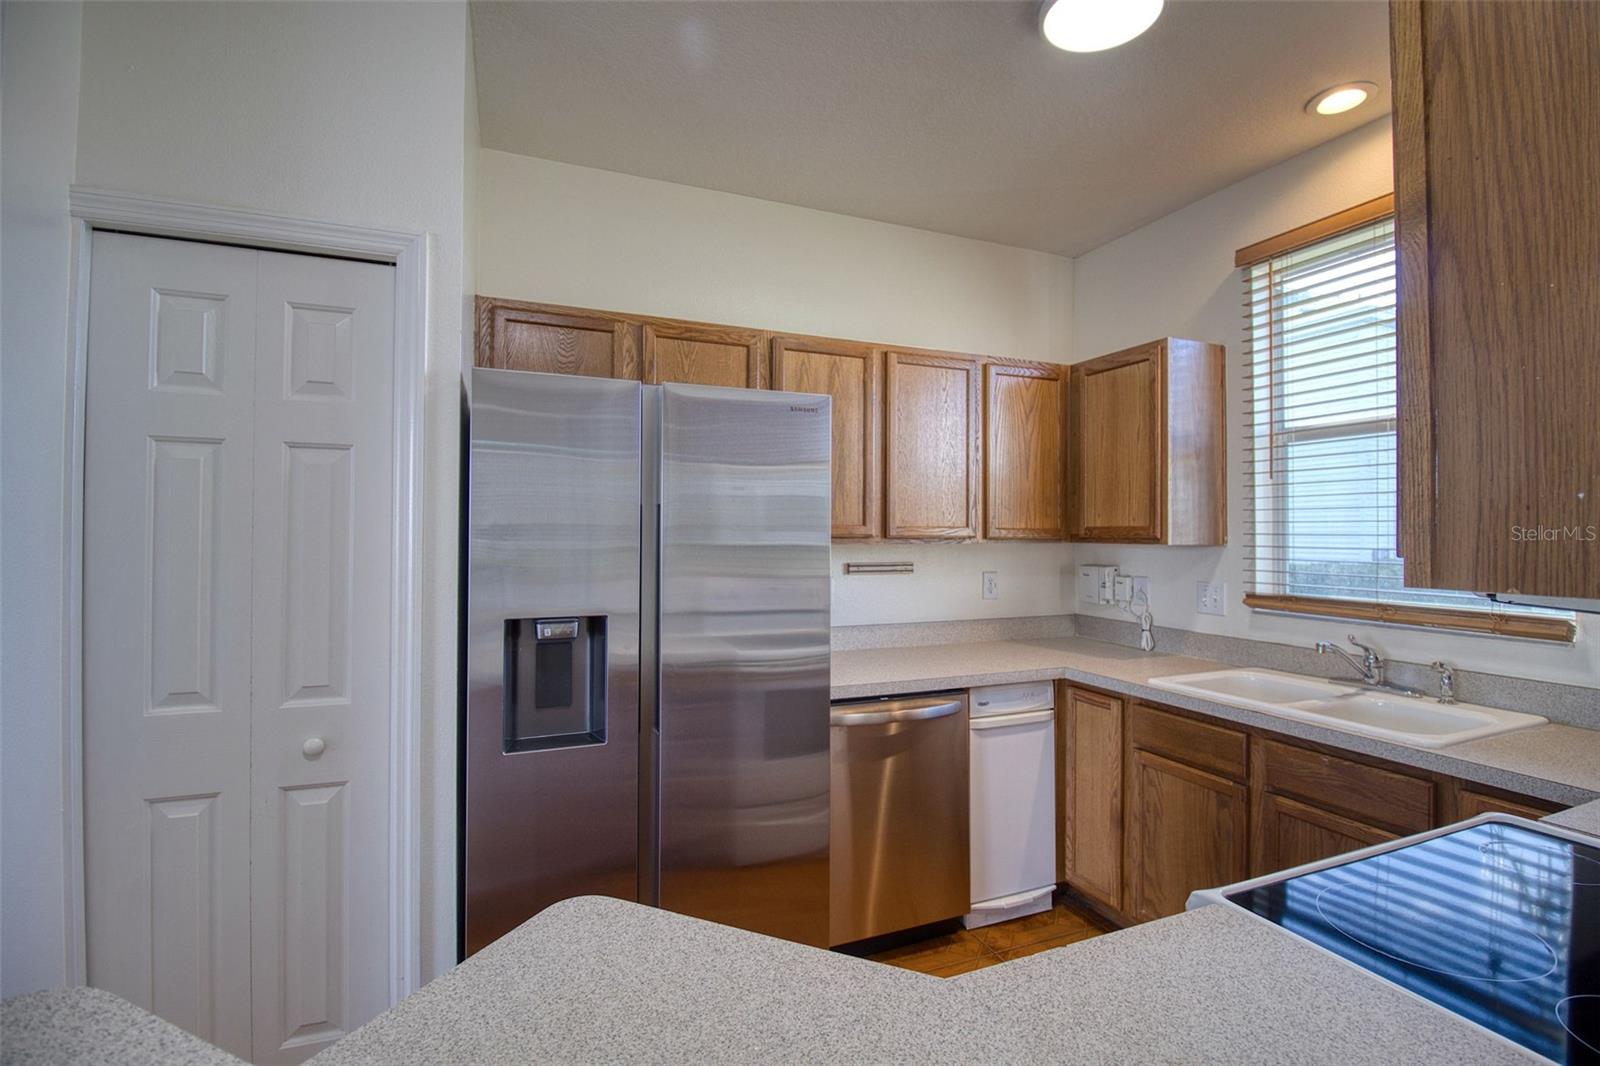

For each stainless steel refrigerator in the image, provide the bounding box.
[463,368,831,957]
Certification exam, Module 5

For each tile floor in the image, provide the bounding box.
[866,892,1119,977]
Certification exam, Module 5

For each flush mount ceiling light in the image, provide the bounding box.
[1040,0,1164,53]
[1306,81,1378,116]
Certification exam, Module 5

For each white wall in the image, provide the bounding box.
[1069,118,1599,687]
[831,543,1075,626]
[1,0,472,991]
[75,0,471,984]
[478,150,1072,361]
[1,0,85,999]
[477,149,1077,626]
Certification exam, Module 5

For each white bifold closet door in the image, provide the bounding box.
[83,231,395,1063]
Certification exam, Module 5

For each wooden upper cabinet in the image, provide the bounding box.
[1067,338,1225,545]
[984,361,1068,540]
[1072,347,1159,540]
[772,336,882,539]
[643,320,769,389]
[883,349,980,539]
[472,297,1079,545]
[1391,1,1600,598]
[474,297,639,379]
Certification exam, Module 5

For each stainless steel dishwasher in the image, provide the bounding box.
[828,692,969,946]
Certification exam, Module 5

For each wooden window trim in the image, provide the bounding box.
[1242,593,1576,643]
[1233,193,1396,268]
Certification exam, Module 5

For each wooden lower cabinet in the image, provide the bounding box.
[1254,736,1434,834]
[1248,735,1433,877]
[1055,686,1566,928]
[1124,748,1248,922]
[1251,792,1396,877]
[1058,685,1123,909]
[1451,783,1561,822]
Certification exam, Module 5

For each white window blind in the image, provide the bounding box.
[1241,215,1570,631]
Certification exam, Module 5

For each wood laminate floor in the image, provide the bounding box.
[865,892,1119,978]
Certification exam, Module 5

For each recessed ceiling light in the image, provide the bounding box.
[1306,82,1377,116]
[1040,0,1164,54]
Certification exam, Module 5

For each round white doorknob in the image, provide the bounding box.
[302,737,327,758]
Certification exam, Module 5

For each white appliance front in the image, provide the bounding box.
[83,232,396,1063]
[966,683,1056,928]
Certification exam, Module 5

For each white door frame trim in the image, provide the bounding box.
[63,186,427,1005]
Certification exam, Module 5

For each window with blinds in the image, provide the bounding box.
[1241,212,1573,641]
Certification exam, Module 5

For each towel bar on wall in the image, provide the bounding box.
[841,561,914,575]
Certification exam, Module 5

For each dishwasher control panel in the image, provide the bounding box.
[968,681,1054,718]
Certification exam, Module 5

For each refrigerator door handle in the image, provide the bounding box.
[830,699,964,727]
[651,502,662,731]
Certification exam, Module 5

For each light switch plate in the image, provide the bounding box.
[1197,580,1227,616]
[982,571,999,600]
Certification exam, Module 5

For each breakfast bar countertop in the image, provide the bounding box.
[830,636,1600,805]
[0,986,246,1066]
[306,894,1538,1066]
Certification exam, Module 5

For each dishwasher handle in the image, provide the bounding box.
[830,698,964,727]
[968,707,1055,731]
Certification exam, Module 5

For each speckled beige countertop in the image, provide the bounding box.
[832,636,1600,805]
[305,895,1538,1065]
[0,986,245,1066]
[1547,796,1600,837]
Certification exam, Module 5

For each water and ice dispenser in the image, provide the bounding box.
[502,616,607,752]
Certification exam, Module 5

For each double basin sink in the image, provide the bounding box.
[1148,668,1546,748]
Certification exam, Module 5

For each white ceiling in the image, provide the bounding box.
[472,1,1390,257]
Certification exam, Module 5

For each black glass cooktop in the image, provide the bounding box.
[1228,820,1599,1064]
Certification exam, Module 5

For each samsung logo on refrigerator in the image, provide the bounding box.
[788,404,822,414]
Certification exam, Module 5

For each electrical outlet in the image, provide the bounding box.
[982,571,999,600]
[1131,576,1150,604]
[1113,574,1133,603]
[1197,580,1227,616]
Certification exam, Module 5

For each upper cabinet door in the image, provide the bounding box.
[643,321,769,389]
[1391,1,1600,598]
[883,350,980,540]
[1068,338,1225,545]
[1069,343,1164,542]
[772,336,882,540]
[475,297,639,379]
[984,361,1068,540]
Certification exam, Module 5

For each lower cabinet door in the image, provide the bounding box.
[1124,748,1246,922]
[1454,786,1559,822]
[1059,687,1123,909]
[1251,791,1397,878]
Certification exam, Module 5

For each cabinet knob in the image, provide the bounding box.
[302,736,327,759]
